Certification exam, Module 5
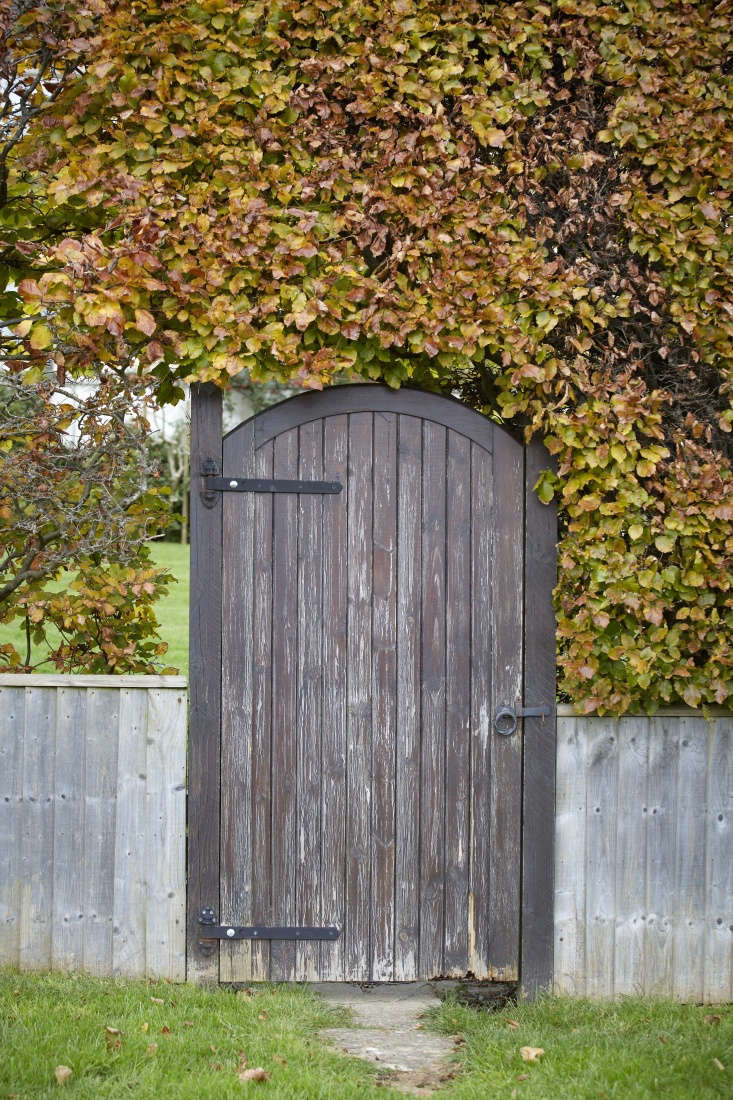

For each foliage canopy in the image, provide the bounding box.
[2,0,732,709]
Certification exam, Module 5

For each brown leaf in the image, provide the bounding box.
[104,1026,121,1035]
[54,1066,73,1086]
[183,1020,195,1027]
[150,997,164,1005]
[705,1014,721,1026]
[517,1073,530,1082]
[257,1011,268,1021]
[520,1046,545,1062]
[507,1019,520,1029]
[273,1054,288,1065]
[161,1026,171,1035]
[239,1067,270,1083]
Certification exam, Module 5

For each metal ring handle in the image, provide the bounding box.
[494,707,518,737]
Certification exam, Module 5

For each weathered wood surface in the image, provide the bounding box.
[218,390,526,982]
[0,678,186,979]
[554,714,732,1001]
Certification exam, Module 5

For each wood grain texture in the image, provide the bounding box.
[521,439,557,996]
[444,430,471,976]
[469,442,493,978]
[394,415,422,981]
[488,427,523,980]
[19,687,55,970]
[250,440,274,981]
[345,412,373,979]
[53,687,86,972]
[270,428,300,981]
[554,715,732,1001]
[370,412,398,981]
[320,417,348,980]
[0,681,187,979]
[419,421,447,978]
[187,382,223,982]
[0,687,24,967]
[221,421,256,983]
[112,688,148,977]
[295,420,324,980]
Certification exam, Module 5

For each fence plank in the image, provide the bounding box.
[673,716,708,1000]
[112,689,149,977]
[704,719,732,1002]
[19,687,55,970]
[0,688,24,967]
[82,689,118,975]
[52,687,86,972]
[613,719,647,996]
[584,719,618,998]
[554,718,587,996]
[145,688,187,980]
[644,718,679,994]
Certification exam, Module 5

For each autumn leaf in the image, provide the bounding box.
[520,1046,545,1062]
[54,1066,73,1086]
[239,1067,270,1083]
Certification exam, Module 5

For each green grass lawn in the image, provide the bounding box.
[0,541,190,678]
[2,971,730,1099]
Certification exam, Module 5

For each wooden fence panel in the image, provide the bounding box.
[0,676,186,980]
[555,711,733,1001]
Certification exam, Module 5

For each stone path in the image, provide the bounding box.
[314,983,458,1094]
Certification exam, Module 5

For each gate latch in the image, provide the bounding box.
[198,908,340,944]
[494,705,551,737]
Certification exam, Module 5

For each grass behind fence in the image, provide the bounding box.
[0,541,190,677]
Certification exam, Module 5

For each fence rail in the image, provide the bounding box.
[0,676,187,979]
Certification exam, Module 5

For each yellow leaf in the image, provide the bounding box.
[54,1066,73,1085]
[628,524,644,541]
[30,324,53,351]
[520,1046,545,1062]
[135,309,157,337]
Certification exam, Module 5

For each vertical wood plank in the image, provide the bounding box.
[250,440,274,981]
[270,428,299,981]
[0,688,24,968]
[221,422,255,983]
[112,688,148,977]
[145,688,186,980]
[613,719,648,996]
[469,442,493,978]
[187,382,222,981]
[644,717,678,994]
[19,687,55,970]
[371,412,397,981]
[489,428,523,979]
[345,412,373,980]
[704,718,732,1002]
[419,420,446,978]
[444,431,471,976]
[82,688,118,975]
[521,438,557,995]
[295,420,324,980]
[672,716,707,1000]
[395,416,422,981]
[553,718,587,996]
[52,687,86,972]
[584,719,618,998]
[320,417,348,981]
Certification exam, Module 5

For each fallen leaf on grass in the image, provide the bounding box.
[705,1014,721,1026]
[454,1034,466,1047]
[239,1067,270,1083]
[257,1011,268,1021]
[54,1066,73,1086]
[507,1019,520,1029]
[520,1046,545,1062]
[140,1021,149,1032]
[273,1054,288,1065]
[183,1020,194,1027]
[150,997,164,1005]
[658,1035,667,1043]
[146,1043,158,1056]
[104,1026,121,1036]
[713,1058,725,1071]
[161,1026,171,1035]
[517,1073,530,1082]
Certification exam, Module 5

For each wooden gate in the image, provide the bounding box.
[188,384,556,992]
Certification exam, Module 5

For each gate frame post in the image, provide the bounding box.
[187,383,223,982]
[520,439,558,998]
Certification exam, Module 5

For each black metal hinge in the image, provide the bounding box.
[201,459,341,508]
[197,907,340,948]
